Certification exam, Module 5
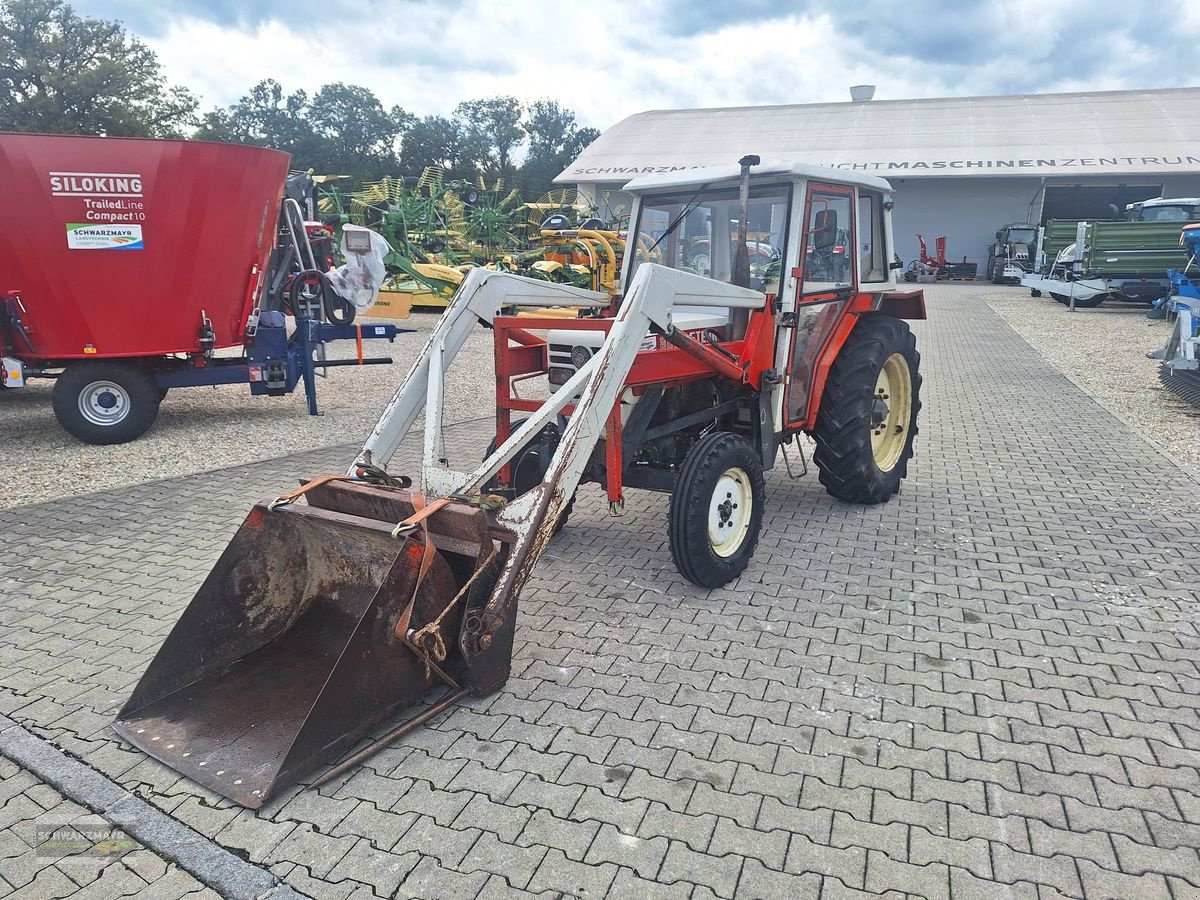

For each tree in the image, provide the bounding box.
[454,96,524,180]
[208,79,316,159]
[518,100,599,197]
[400,114,467,178]
[0,0,197,136]
[308,82,413,179]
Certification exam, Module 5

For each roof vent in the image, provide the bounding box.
[849,85,875,102]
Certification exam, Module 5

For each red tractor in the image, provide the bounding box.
[114,157,927,807]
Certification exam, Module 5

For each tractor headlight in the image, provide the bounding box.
[549,367,572,385]
[570,345,593,369]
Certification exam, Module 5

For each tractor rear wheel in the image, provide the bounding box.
[52,361,161,445]
[668,432,765,588]
[812,315,921,504]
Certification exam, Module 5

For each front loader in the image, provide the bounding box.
[113,158,926,807]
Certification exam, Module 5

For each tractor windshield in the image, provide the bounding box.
[1007,228,1036,243]
[629,184,791,295]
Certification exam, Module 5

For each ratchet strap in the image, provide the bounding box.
[392,490,459,687]
[266,465,414,510]
[267,474,351,510]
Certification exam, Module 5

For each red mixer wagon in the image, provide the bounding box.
[1,132,404,443]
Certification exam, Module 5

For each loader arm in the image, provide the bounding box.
[356,264,764,687]
[113,264,764,809]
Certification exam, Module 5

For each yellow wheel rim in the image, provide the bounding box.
[871,353,912,472]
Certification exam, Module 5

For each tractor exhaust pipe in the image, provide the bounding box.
[730,154,760,339]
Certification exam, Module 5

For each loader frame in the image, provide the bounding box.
[353,263,771,683]
[113,162,929,808]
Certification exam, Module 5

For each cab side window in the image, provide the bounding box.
[858,191,887,283]
[802,190,853,293]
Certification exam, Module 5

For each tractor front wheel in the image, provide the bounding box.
[812,315,921,504]
[52,362,162,445]
[668,432,765,588]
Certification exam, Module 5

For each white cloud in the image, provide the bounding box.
[139,0,1199,130]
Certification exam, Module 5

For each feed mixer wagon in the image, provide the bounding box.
[0,132,405,443]
[113,157,927,807]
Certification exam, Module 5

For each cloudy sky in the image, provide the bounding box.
[79,1,1200,129]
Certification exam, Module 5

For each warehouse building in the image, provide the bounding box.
[555,86,1200,272]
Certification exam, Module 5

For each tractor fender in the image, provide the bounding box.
[873,290,927,319]
[802,297,923,431]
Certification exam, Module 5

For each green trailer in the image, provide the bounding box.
[1024,219,1192,307]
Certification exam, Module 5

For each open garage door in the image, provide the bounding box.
[1041,184,1162,221]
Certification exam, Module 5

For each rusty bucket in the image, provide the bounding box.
[113,483,500,808]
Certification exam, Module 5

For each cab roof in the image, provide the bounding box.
[1129,197,1200,208]
[622,161,893,195]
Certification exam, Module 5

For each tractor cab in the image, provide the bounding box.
[550,162,905,401]
[618,161,899,299]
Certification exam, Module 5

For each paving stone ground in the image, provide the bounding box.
[0,755,218,899]
[1,284,1198,899]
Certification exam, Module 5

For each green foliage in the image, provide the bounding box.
[517,100,600,198]
[309,82,413,179]
[454,96,524,180]
[194,78,413,183]
[400,115,468,178]
[0,2,601,197]
[0,0,197,136]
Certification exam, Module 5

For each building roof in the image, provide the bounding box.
[557,87,1200,184]
[622,161,893,193]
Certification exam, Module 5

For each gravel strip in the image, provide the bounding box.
[10,285,1194,509]
[983,285,1200,478]
[1,313,498,508]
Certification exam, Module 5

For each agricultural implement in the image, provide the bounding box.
[986,223,1038,284]
[903,234,977,282]
[0,133,407,444]
[1148,223,1200,406]
[1022,199,1200,308]
[113,158,927,807]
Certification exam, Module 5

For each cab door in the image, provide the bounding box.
[782,183,857,428]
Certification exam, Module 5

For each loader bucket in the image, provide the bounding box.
[112,497,480,808]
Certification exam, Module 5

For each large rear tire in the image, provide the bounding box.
[668,432,765,588]
[811,315,921,504]
[52,362,161,445]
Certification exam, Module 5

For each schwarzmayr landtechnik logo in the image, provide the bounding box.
[35,818,139,858]
[65,223,144,250]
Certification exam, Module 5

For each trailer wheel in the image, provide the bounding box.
[52,362,161,445]
[668,432,764,589]
[812,315,921,505]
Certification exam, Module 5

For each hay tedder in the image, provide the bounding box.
[113,158,926,807]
